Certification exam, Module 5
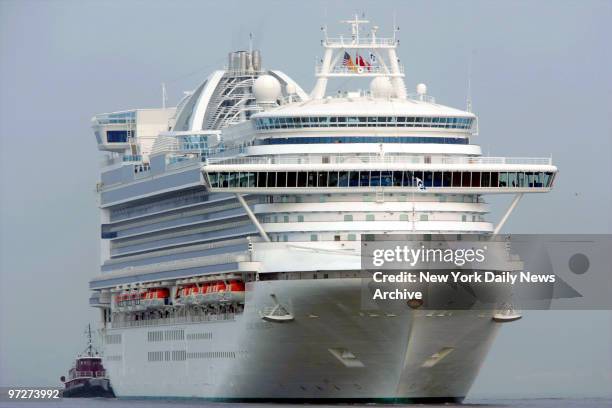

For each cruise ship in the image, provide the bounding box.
[89,17,557,403]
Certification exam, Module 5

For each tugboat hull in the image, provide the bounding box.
[62,378,115,398]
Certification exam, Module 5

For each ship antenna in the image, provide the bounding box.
[393,11,398,43]
[162,82,167,109]
[86,324,93,357]
[249,32,253,54]
[466,54,473,113]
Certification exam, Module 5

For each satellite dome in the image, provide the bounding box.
[416,83,427,95]
[370,77,394,98]
[253,75,282,104]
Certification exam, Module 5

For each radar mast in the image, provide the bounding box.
[311,15,407,99]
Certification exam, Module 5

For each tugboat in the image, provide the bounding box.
[60,324,115,398]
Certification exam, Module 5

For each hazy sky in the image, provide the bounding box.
[1,0,610,399]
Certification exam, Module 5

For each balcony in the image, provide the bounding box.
[315,64,404,77]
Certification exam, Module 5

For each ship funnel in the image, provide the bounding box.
[252,50,261,71]
[227,50,262,74]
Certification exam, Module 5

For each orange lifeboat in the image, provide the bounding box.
[142,288,169,309]
[203,280,245,303]
[222,280,245,303]
[201,281,226,303]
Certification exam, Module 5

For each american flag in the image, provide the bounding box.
[342,52,357,72]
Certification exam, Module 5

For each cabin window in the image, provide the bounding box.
[482,172,491,187]
[328,172,339,187]
[359,171,370,187]
[277,172,287,188]
[297,172,307,187]
[472,172,481,187]
[307,172,317,187]
[287,172,297,187]
[318,172,328,187]
[370,171,381,187]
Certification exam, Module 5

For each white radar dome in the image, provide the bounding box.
[253,75,282,104]
[370,77,394,98]
[285,83,297,95]
[416,83,427,95]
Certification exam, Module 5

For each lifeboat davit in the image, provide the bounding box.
[174,285,198,306]
[113,291,145,312]
[174,280,245,305]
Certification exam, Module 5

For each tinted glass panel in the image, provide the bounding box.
[393,171,403,186]
[297,172,307,187]
[462,172,471,187]
[277,172,287,188]
[307,172,317,187]
[472,172,481,187]
[452,172,462,187]
[360,171,370,187]
[433,172,442,187]
[287,172,297,187]
[370,171,381,187]
[442,172,451,187]
[318,172,328,187]
[491,171,499,187]
[328,172,339,187]
[339,171,349,187]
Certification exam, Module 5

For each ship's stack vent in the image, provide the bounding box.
[227,50,262,74]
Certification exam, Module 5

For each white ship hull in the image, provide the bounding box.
[103,278,499,402]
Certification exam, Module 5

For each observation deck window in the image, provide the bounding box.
[107,130,131,143]
[254,116,474,131]
[254,136,469,145]
[207,170,555,190]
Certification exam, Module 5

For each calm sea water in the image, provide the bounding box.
[0,398,610,408]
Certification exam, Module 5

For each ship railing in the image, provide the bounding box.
[110,311,236,329]
[74,371,93,378]
[205,155,553,166]
[323,37,396,47]
[406,93,436,103]
[315,64,404,76]
[100,154,143,167]
[95,370,106,377]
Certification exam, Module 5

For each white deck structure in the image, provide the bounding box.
[88,17,557,402]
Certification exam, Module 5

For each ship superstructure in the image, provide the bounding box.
[89,17,557,402]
